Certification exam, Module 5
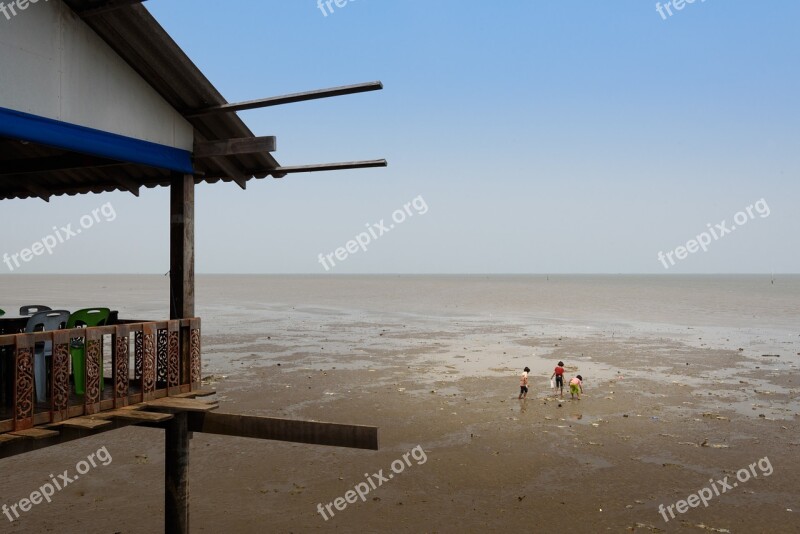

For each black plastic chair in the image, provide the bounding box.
[20,305,52,316]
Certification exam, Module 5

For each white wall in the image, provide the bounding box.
[0,0,193,150]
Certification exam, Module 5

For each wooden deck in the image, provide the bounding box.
[0,393,218,460]
[0,318,202,435]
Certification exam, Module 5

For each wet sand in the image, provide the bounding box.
[0,275,798,533]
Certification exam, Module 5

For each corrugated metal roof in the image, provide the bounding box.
[0,0,285,200]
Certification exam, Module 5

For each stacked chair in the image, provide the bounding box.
[67,308,111,395]
[24,310,70,403]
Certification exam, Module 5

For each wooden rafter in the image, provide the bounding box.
[201,159,387,181]
[271,159,388,175]
[185,81,383,117]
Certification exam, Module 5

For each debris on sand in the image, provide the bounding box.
[628,522,664,532]
[700,439,730,448]
[695,524,731,533]
[202,374,227,385]
[701,413,730,421]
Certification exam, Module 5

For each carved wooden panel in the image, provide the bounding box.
[14,346,34,431]
[190,325,201,388]
[142,326,156,401]
[114,333,129,407]
[51,342,70,421]
[134,330,143,380]
[157,328,168,385]
[85,338,102,414]
[168,329,180,390]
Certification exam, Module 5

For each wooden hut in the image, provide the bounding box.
[0,1,383,531]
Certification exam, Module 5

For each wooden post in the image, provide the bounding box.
[165,411,190,533]
[170,173,195,320]
[167,173,195,533]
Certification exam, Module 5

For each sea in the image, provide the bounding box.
[2,274,796,373]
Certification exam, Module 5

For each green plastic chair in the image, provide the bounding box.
[67,308,110,395]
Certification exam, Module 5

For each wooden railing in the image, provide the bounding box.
[0,318,201,433]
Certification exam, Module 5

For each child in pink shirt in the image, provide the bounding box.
[569,375,584,400]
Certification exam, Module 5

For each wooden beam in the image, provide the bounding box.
[9,428,60,440]
[144,397,218,413]
[201,159,388,181]
[54,417,114,431]
[194,137,276,158]
[272,159,388,175]
[185,81,383,117]
[95,409,174,423]
[187,412,379,451]
[170,173,195,320]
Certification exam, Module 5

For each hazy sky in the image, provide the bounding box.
[2,0,798,274]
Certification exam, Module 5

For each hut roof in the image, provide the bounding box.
[0,0,384,201]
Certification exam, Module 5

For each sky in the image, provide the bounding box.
[1,0,799,274]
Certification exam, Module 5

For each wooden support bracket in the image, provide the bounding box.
[187,412,379,450]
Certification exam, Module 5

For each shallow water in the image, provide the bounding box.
[2,274,797,378]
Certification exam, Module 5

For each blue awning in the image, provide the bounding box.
[0,106,194,174]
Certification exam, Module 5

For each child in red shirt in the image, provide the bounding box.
[550,361,565,398]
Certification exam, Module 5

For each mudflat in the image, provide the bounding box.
[0,275,797,533]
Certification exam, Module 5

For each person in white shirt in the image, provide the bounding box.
[518,366,530,399]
